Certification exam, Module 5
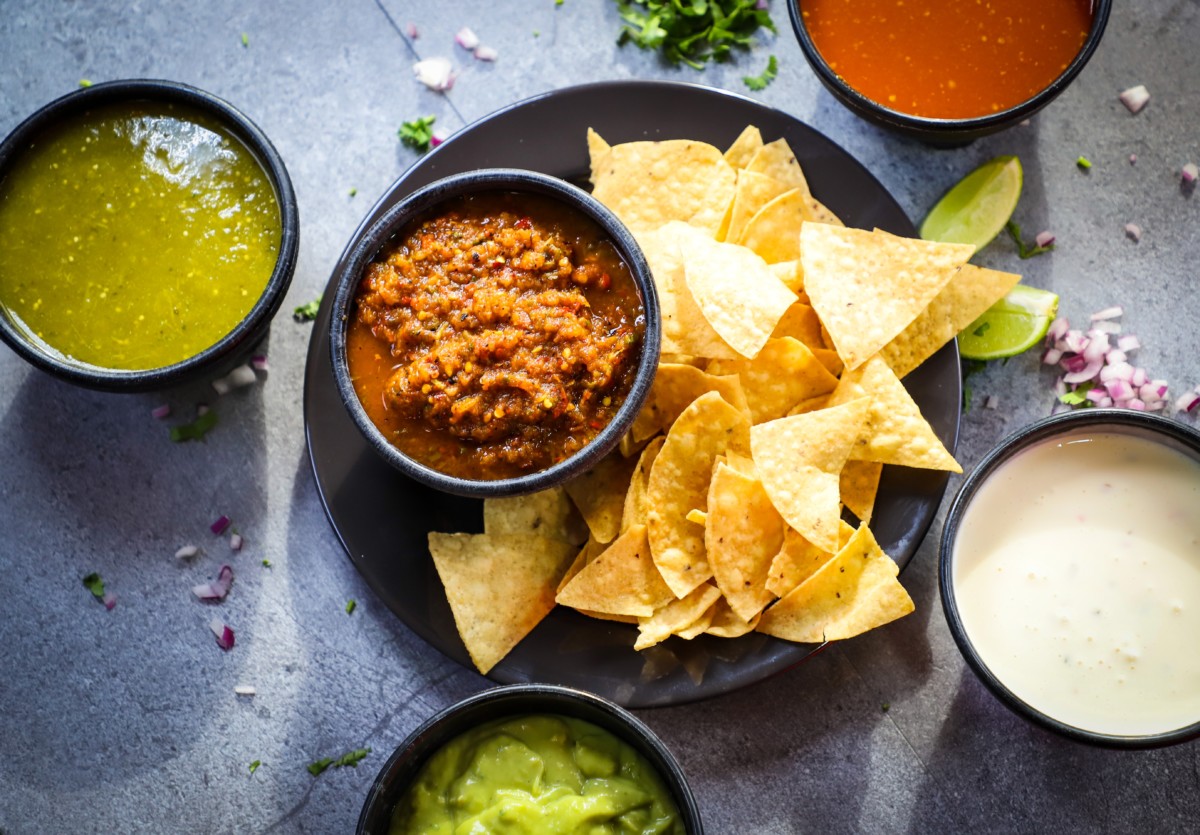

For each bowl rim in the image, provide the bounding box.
[328,167,661,499]
[356,683,703,834]
[0,78,299,392]
[939,408,1200,748]
[786,0,1113,135]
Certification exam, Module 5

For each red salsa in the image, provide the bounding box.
[348,192,644,480]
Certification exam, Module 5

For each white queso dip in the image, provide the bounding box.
[952,431,1200,736]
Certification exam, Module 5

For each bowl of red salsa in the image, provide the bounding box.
[329,168,660,498]
[786,0,1112,144]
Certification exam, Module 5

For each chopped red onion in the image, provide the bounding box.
[102,591,117,610]
[211,515,232,535]
[212,378,230,396]
[1117,334,1141,352]
[230,533,243,552]
[1105,379,1134,400]
[214,364,256,393]
[1042,347,1063,365]
[1086,388,1107,404]
[1034,231,1056,248]
[1129,154,1138,165]
[1047,317,1069,343]
[474,45,498,62]
[413,58,455,92]
[151,404,171,420]
[1090,320,1121,335]
[984,395,998,410]
[1063,358,1102,385]
[1100,361,1134,383]
[1090,306,1123,321]
[430,126,450,148]
[1128,398,1147,411]
[235,685,256,696]
[1124,223,1142,242]
[1081,331,1110,361]
[1175,389,1200,414]
[193,564,235,601]
[455,27,479,50]
[1183,163,1199,185]
[251,355,269,372]
[175,545,200,560]
[1130,367,1148,387]
[1140,381,1169,401]
[405,22,419,39]
[1119,84,1150,114]
[1105,349,1127,365]
[210,617,235,651]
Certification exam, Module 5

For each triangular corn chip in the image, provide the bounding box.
[556,525,675,618]
[635,583,723,650]
[706,462,784,620]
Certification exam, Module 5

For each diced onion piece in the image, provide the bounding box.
[235,685,256,696]
[1130,367,1148,387]
[1090,320,1121,334]
[1085,388,1107,404]
[474,45,498,62]
[102,591,117,610]
[984,395,998,410]
[1042,347,1063,365]
[1047,317,1070,343]
[1105,379,1134,401]
[175,545,200,560]
[1099,361,1134,383]
[455,27,479,50]
[405,22,419,39]
[151,404,171,420]
[1090,306,1124,321]
[230,533,243,552]
[1175,389,1200,414]
[1105,349,1127,365]
[251,355,269,372]
[197,404,210,416]
[1128,398,1147,411]
[193,565,235,601]
[1129,154,1138,165]
[1124,223,1142,242]
[1034,230,1056,248]
[211,515,232,535]
[1183,163,1199,185]
[413,58,455,92]
[1119,84,1150,114]
[430,126,450,148]
[1117,334,1141,352]
[1063,358,1103,385]
[1097,396,1114,408]
[209,617,235,651]
[212,378,231,396]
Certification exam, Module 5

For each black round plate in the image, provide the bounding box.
[303,80,960,708]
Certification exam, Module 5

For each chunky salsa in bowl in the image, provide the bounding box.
[330,169,660,497]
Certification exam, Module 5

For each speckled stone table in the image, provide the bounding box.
[2,2,1198,832]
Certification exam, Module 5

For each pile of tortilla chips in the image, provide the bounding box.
[428,126,1022,675]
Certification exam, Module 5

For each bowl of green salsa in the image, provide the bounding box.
[359,684,702,834]
[0,79,299,391]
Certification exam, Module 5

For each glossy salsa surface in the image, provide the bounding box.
[389,714,683,834]
[801,0,1094,119]
[0,100,281,370]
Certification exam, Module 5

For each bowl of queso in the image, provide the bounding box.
[357,684,701,834]
[941,410,1200,747]
[0,79,298,391]
[330,168,660,498]
[787,0,1113,144]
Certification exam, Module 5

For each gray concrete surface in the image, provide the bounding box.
[1,1,1198,832]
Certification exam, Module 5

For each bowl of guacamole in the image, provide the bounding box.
[0,79,299,391]
[359,684,702,834]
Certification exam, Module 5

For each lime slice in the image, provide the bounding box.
[920,156,1023,252]
[957,285,1059,360]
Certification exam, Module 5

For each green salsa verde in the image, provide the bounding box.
[390,714,685,835]
[0,100,281,370]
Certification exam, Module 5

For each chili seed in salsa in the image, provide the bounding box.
[348,191,644,481]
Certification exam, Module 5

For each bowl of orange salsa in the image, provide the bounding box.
[787,0,1112,144]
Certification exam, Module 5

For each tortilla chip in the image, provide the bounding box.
[708,337,839,424]
[786,394,831,416]
[810,347,845,378]
[801,224,974,370]
[724,125,764,170]
[639,223,739,360]
[676,226,797,358]
[766,520,855,598]
[726,169,792,245]
[881,264,1023,379]
[634,583,723,650]
[621,436,665,534]
[751,398,871,551]
[428,532,577,674]
[557,537,604,594]
[586,127,612,186]
[484,487,580,544]
[805,196,844,227]
[757,523,915,643]
[676,601,718,639]
[769,260,805,295]
[563,452,642,544]
[577,610,638,624]
[706,462,785,620]
[556,525,675,617]
[591,139,736,236]
[631,363,751,441]
[704,597,761,638]
[841,460,883,524]
[618,431,649,459]
[737,188,807,264]
[647,391,752,598]
[722,449,757,477]
[745,138,811,197]
[828,354,962,472]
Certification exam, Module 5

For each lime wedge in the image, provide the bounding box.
[958,285,1059,360]
[920,156,1023,253]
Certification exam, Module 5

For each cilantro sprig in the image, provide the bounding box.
[308,747,371,776]
[616,0,775,69]
[743,54,778,91]
[1005,221,1055,260]
[400,116,437,153]
[169,410,218,443]
[293,294,322,322]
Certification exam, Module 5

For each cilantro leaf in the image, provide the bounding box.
[616,0,775,69]
[1005,221,1055,260]
[345,599,357,615]
[293,294,322,322]
[743,55,778,91]
[399,116,437,153]
[262,559,272,568]
[249,760,261,774]
[169,410,218,443]
[1058,388,1091,406]
[306,758,334,776]
[308,747,371,776]
[1076,155,1092,170]
[241,33,249,48]
[82,573,106,599]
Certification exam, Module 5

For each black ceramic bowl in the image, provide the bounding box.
[357,684,703,834]
[329,168,660,499]
[0,79,299,392]
[786,0,1112,145]
[940,409,1200,748]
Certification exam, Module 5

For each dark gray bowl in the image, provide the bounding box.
[940,409,1200,748]
[786,0,1112,145]
[329,168,660,499]
[357,683,702,834]
[0,79,299,391]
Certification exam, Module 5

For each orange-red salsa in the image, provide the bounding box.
[348,192,644,480]
[802,0,1094,119]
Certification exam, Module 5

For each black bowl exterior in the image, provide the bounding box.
[939,409,1200,748]
[0,79,299,392]
[329,168,661,499]
[357,684,703,834]
[786,0,1113,145]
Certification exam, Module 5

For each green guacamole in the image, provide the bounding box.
[0,100,280,370]
[390,714,685,835]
